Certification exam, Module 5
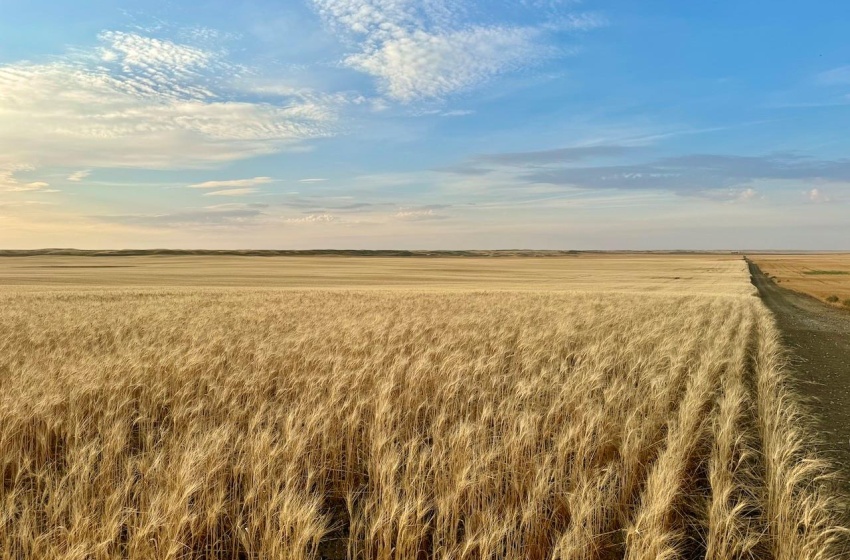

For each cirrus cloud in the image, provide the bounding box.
[345,25,550,102]
[92,207,266,229]
[394,208,446,220]
[285,213,337,224]
[67,170,92,182]
[0,167,55,193]
[188,177,275,189]
[310,0,603,102]
[441,147,850,201]
[0,30,340,176]
[202,188,259,197]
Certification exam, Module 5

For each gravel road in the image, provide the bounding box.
[747,258,850,499]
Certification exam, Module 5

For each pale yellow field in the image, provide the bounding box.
[751,254,850,306]
[0,256,844,559]
[0,254,752,295]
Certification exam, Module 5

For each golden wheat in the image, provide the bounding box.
[0,258,845,559]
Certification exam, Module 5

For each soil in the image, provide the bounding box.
[747,259,850,506]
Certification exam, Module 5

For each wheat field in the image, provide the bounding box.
[0,256,846,559]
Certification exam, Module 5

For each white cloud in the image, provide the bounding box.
[808,188,832,203]
[204,202,269,210]
[94,207,266,228]
[299,178,329,183]
[96,30,218,101]
[202,188,259,197]
[311,0,423,36]
[0,31,339,176]
[310,0,595,101]
[188,177,274,189]
[440,109,475,117]
[395,208,444,220]
[0,167,53,192]
[737,188,758,202]
[541,12,608,32]
[347,26,546,102]
[67,170,91,182]
[286,213,337,223]
[413,107,475,117]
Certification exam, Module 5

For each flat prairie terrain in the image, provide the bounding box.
[0,255,845,559]
[0,253,751,294]
[750,254,850,307]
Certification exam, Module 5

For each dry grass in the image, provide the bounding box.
[0,254,752,294]
[0,256,845,559]
[750,254,850,306]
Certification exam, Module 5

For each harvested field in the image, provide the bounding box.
[751,254,850,308]
[0,256,845,559]
[0,253,750,293]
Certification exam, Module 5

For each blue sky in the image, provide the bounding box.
[1,0,849,249]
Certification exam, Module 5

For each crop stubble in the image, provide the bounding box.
[750,254,850,306]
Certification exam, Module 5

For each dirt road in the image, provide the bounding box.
[747,259,850,499]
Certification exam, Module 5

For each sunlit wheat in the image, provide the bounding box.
[0,258,845,559]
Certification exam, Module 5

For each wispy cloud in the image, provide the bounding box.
[737,188,759,202]
[202,188,259,197]
[438,144,641,176]
[436,149,850,203]
[345,25,548,102]
[96,30,219,101]
[93,207,266,228]
[0,167,54,193]
[525,153,850,197]
[0,31,340,177]
[480,145,638,165]
[310,0,603,102]
[204,202,269,210]
[67,170,92,182]
[442,148,850,200]
[188,177,275,189]
[807,188,834,203]
[395,208,446,221]
[278,196,392,214]
[298,178,329,183]
[285,213,337,223]
[440,109,475,117]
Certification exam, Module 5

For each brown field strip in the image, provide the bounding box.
[750,254,850,307]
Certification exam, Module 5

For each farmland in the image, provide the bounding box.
[750,254,850,308]
[0,253,749,293]
[0,255,845,559]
